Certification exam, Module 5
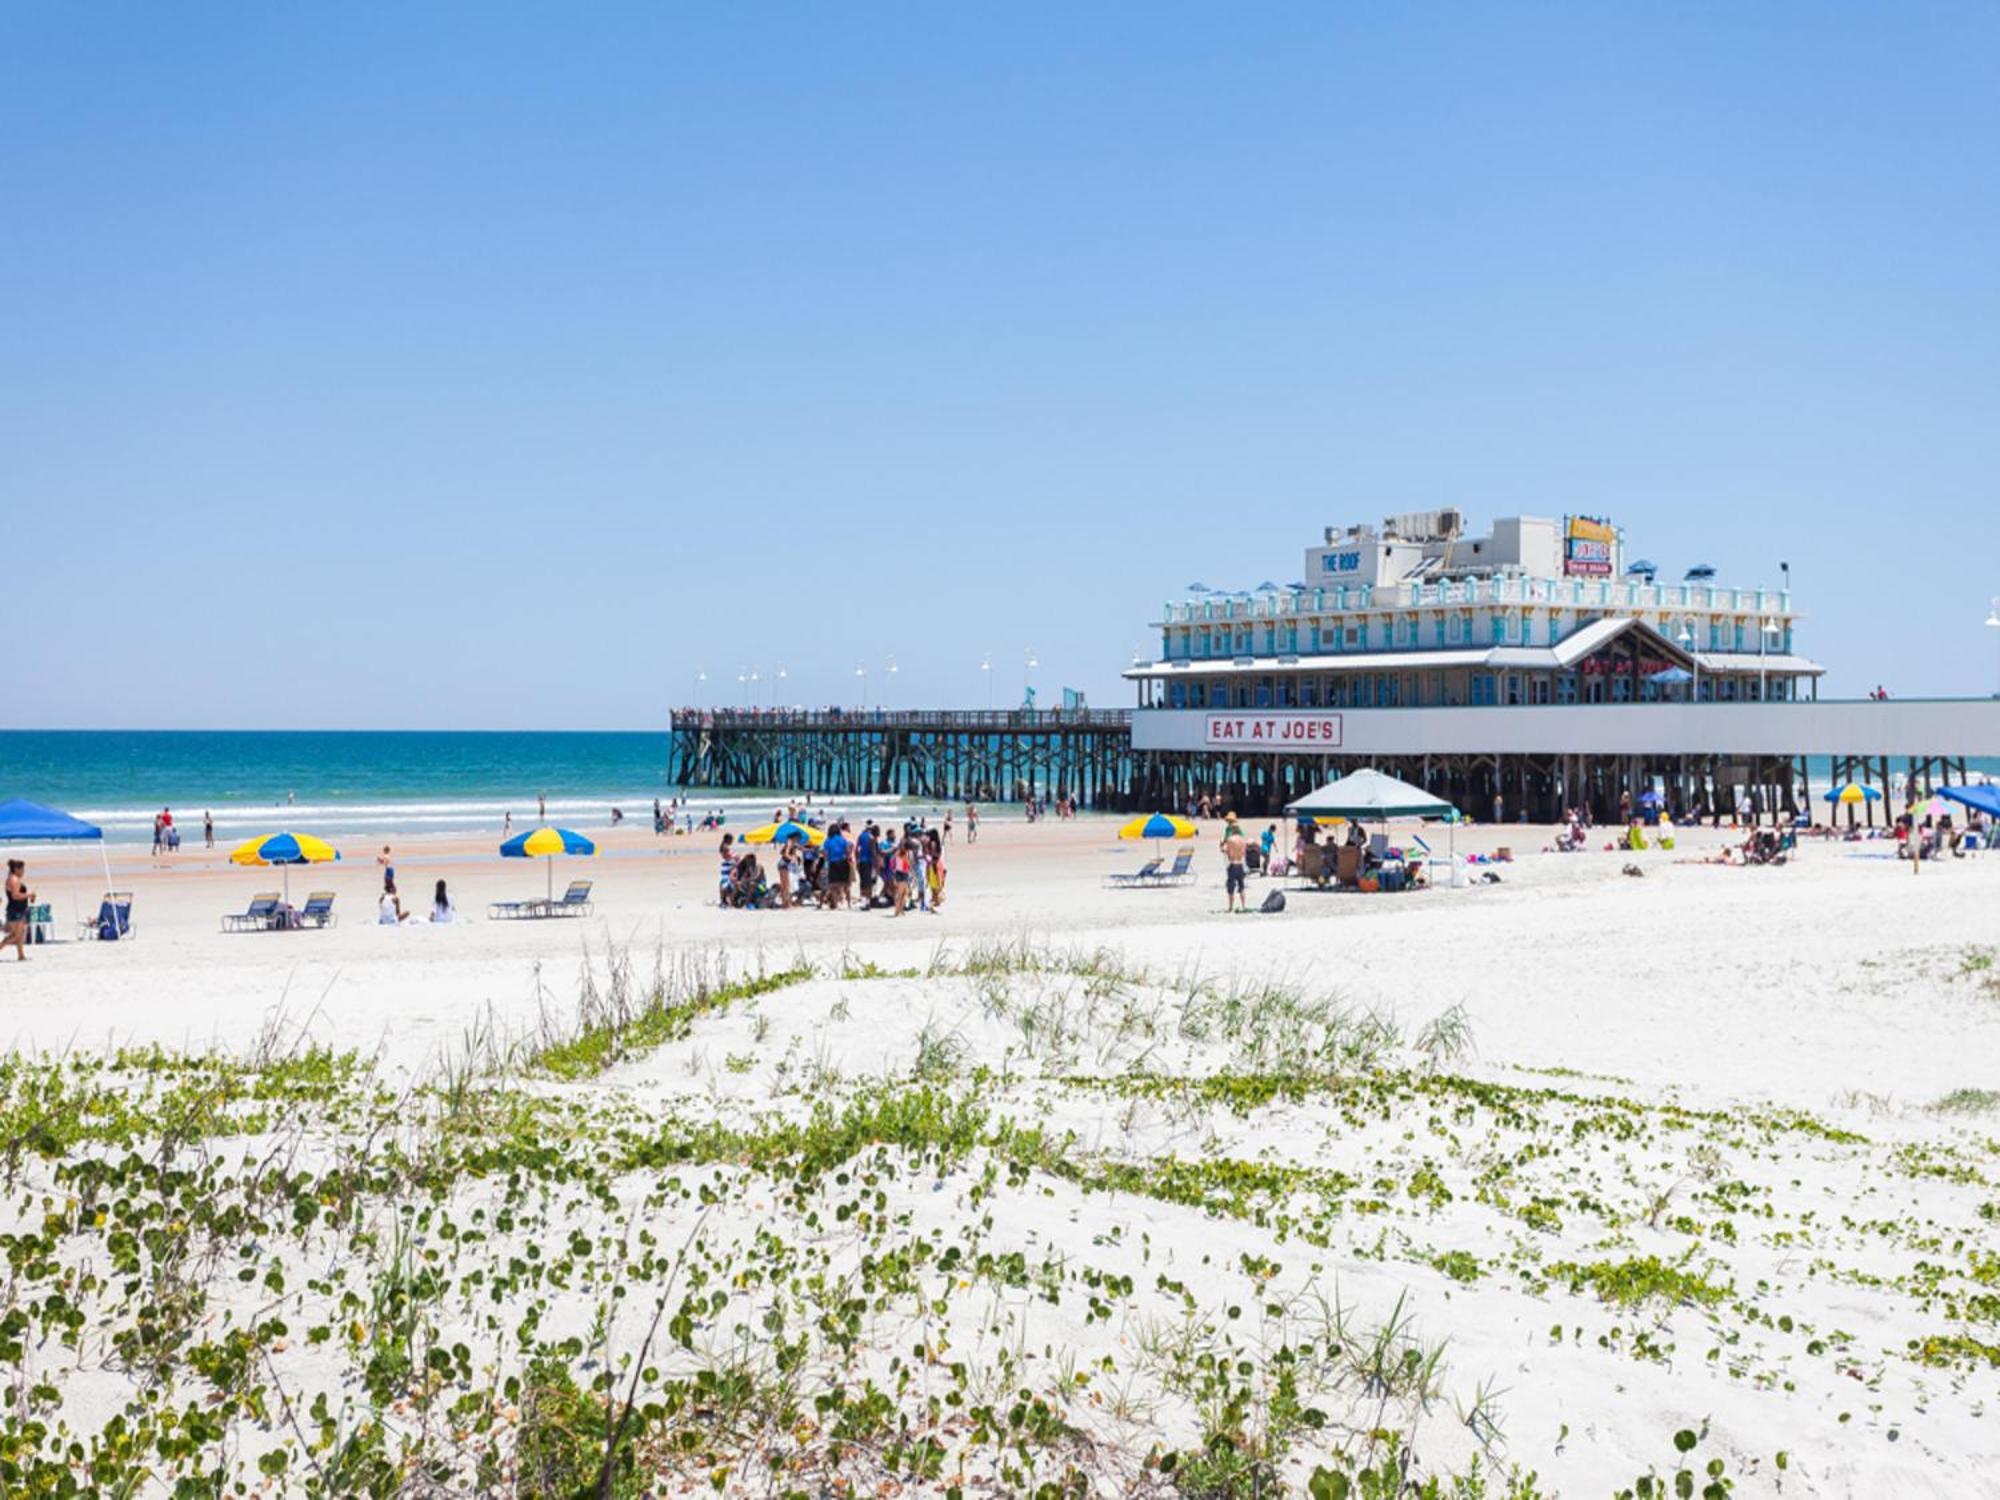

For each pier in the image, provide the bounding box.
[670,701,1998,822]
[669,709,1135,805]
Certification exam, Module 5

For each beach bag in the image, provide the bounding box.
[1258,890,1286,914]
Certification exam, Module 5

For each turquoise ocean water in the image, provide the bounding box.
[0,731,901,847]
[2,731,1991,848]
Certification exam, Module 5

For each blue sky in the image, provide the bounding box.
[4,3,1996,727]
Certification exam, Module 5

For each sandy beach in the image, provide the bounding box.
[6,813,1993,1108]
[2,814,1996,1494]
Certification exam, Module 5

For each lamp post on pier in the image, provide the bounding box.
[980,656,993,711]
[1678,626,1698,704]
[1986,598,2000,698]
[1024,649,1039,710]
[855,663,868,711]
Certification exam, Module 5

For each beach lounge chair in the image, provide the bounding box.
[222,893,281,933]
[546,880,594,916]
[1140,847,1196,887]
[297,891,338,929]
[1104,856,1165,888]
[488,879,594,921]
[78,892,134,941]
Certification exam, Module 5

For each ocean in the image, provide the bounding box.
[4,731,1991,849]
[0,730,911,847]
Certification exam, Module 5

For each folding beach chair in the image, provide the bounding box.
[222,893,281,933]
[297,891,338,929]
[1146,847,1196,887]
[78,892,134,941]
[1104,856,1165,889]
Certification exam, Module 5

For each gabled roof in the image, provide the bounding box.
[1548,616,1694,668]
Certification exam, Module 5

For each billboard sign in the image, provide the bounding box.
[1564,515,1615,577]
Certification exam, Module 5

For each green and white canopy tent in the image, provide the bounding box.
[1285,769,1455,821]
[1285,769,1461,880]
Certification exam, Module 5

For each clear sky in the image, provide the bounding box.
[5,2,1996,728]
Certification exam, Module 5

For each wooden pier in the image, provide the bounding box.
[669,709,1136,805]
[669,707,1983,822]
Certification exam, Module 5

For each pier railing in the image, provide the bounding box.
[671,708,1134,731]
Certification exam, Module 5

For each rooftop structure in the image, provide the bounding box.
[1127,512,1818,712]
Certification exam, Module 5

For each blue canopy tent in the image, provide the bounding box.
[1939,784,2000,821]
[0,799,120,940]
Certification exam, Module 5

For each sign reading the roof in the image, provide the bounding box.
[1564,515,1615,577]
[1205,713,1343,747]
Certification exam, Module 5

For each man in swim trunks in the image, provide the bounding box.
[1220,818,1249,913]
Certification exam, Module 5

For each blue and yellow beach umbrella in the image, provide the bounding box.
[1118,813,1197,842]
[500,826,597,859]
[230,831,340,898]
[1821,783,1882,805]
[744,820,824,847]
[500,825,596,901]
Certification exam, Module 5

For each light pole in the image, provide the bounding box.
[1986,598,2000,698]
[855,663,868,710]
[884,656,898,711]
[1024,649,1039,711]
[736,669,747,707]
[1679,625,1698,704]
[773,666,786,710]
[1760,617,1781,701]
[694,668,706,709]
[980,656,993,710]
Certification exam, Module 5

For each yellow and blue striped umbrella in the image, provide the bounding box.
[500,826,597,859]
[1118,813,1197,841]
[743,820,824,847]
[231,832,340,866]
[500,825,595,902]
[230,831,340,899]
[1821,783,1881,805]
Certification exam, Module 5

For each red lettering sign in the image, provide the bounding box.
[1203,714,1343,748]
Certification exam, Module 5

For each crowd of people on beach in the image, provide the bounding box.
[717,808,952,914]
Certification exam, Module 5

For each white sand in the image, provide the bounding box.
[4,815,1997,1494]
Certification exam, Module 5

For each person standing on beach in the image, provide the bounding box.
[151,812,164,856]
[2,860,33,961]
[538,791,547,821]
[504,811,513,837]
[1221,819,1249,913]
[823,824,851,908]
[377,846,395,891]
[203,811,213,848]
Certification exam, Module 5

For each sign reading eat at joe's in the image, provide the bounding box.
[1204,712,1344,747]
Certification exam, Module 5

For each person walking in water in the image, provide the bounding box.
[203,811,214,848]
[538,791,547,820]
